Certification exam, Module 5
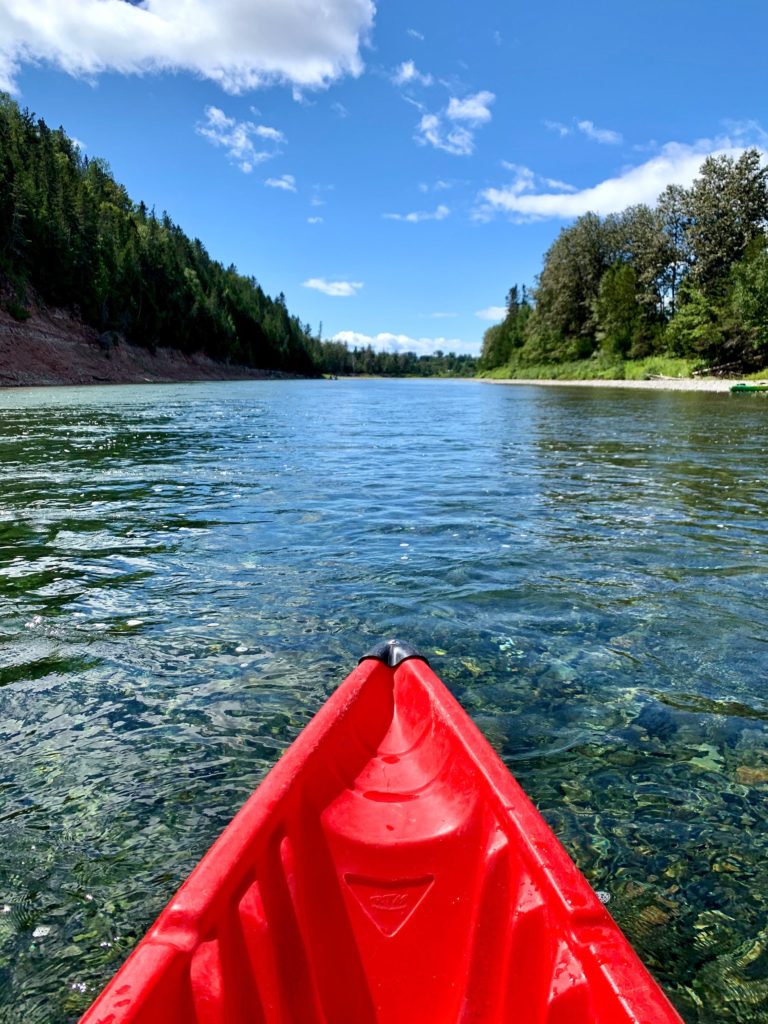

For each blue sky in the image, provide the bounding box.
[1,0,767,355]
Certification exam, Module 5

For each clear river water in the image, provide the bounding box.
[0,378,766,1023]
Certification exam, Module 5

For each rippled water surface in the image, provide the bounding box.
[0,379,766,1022]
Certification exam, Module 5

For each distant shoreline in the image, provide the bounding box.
[483,376,748,393]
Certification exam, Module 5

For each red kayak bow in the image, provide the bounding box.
[80,641,683,1024]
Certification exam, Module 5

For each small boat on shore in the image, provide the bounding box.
[80,641,683,1024]
[731,381,768,393]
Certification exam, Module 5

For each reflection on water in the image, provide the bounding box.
[0,379,766,1022]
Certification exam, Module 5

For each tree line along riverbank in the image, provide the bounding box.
[480,150,768,381]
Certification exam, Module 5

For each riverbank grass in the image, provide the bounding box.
[481,355,701,381]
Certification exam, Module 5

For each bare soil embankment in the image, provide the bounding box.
[0,304,296,388]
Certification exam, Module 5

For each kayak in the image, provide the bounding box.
[731,382,768,392]
[80,640,683,1024]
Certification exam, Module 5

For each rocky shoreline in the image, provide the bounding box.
[0,303,298,388]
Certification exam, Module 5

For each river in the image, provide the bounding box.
[0,378,766,1022]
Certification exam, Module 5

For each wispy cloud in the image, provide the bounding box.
[447,91,495,124]
[392,60,433,87]
[476,306,507,321]
[544,119,571,137]
[304,278,363,297]
[333,330,476,356]
[419,179,455,193]
[196,106,284,172]
[499,162,576,194]
[415,90,495,156]
[425,311,459,319]
[577,119,622,145]
[383,204,450,223]
[310,183,335,206]
[498,162,536,193]
[542,176,577,193]
[544,118,622,144]
[407,28,424,41]
[478,134,768,222]
[331,101,349,118]
[307,216,324,224]
[265,174,296,192]
[417,114,474,156]
[0,0,375,95]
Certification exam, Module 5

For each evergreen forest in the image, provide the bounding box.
[0,95,475,379]
[481,150,768,377]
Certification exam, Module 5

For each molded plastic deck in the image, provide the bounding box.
[80,655,683,1024]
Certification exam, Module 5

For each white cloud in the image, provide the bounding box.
[446,91,494,124]
[252,124,284,142]
[542,176,576,193]
[392,60,433,87]
[0,0,374,95]
[310,183,334,206]
[419,179,454,193]
[417,113,473,156]
[544,120,571,137]
[478,136,768,222]
[476,306,507,321]
[499,162,536,194]
[407,28,424,41]
[425,311,458,319]
[416,113,474,156]
[196,106,284,172]
[544,118,622,144]
[724,119,768,147]
[577,119,622,145]
[402,94,426,114]
[331,101,349,118]
[333,330,477,356]
[307,216,324,224]
[265,174,296,192]
[415,91,495,156]
[304,278,363,297]
[383,204,450,223]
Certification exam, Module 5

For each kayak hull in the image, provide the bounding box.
[80,650,683,1024]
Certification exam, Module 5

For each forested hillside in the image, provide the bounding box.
[482,150,768,376]
[0,94,323,373]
